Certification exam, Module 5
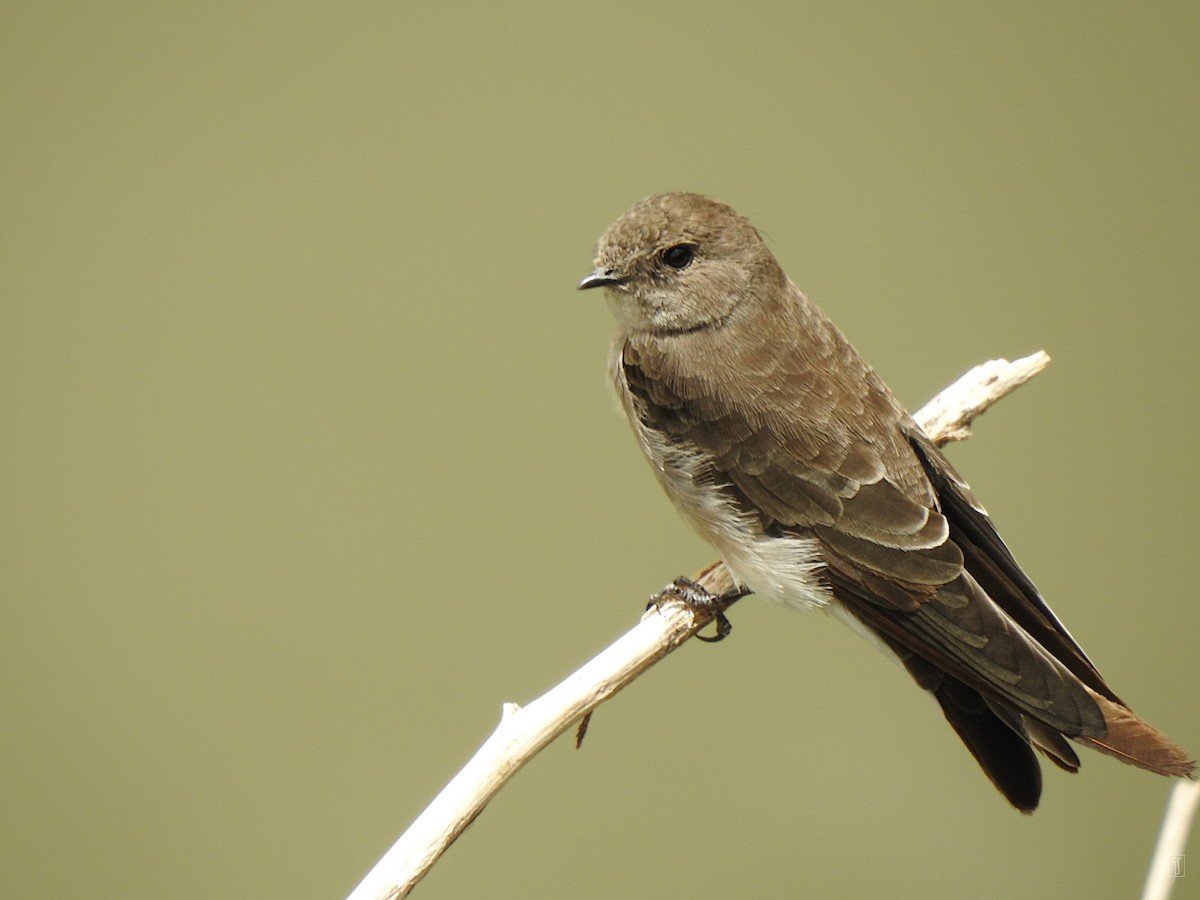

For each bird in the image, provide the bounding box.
[578,191,1193,811]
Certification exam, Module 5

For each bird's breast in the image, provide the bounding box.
[610,340,832,611]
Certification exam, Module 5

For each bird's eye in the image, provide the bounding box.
[661,244,696,270]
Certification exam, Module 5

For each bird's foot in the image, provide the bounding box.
[649,576,748,643]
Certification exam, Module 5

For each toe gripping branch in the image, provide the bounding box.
[650,575,751,642]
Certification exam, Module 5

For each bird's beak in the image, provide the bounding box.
[578,269,624,291]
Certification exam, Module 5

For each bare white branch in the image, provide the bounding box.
[347,353,1053,900]
[1142,778,1200,900]
[913,350,1050,444]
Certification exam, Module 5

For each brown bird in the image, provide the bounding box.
[579,191,1193,811]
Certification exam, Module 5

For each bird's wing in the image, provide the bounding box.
[900,424,1116,700]
[622,338,1103,727]
[622,335,1192,807]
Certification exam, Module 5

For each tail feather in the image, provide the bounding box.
[1025,719,1081,773]
[934,676,1042,812]
[1078,689,1195,778]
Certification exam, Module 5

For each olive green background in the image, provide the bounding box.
[4,3,1198,898]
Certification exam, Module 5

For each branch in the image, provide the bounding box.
[1142,778,1200,900]
[916,350,1050,444]
[347,350,1052,900]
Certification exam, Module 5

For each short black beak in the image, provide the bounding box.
[578,269,624,290]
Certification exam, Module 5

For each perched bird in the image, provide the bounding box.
[579,192,1193,811]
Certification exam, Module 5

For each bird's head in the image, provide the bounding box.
[579,192,784,335]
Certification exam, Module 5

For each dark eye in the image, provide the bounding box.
[661,244,696,270]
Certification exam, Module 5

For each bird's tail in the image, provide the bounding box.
[1078,689,1195,777]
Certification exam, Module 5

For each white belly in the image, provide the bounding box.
[630,406,832,612]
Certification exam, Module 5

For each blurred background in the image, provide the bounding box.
[3,3,1198,897]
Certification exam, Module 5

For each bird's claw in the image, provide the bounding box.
[649,575,743,642]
